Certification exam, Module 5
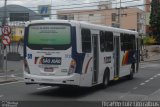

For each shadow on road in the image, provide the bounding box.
[31,76,142,99]
[31,85,103,99]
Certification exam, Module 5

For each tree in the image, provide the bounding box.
[150,0,160,43]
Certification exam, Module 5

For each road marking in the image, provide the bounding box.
[150,89,160,96]
[150,77,154,80]
[154,75,158,78]
[11,73,23,76]
[0,73,23,77]
[145,80,150,83]
[37,86,51,90]
[11,74,16,77]
[140,64,160,69]
[140,83,145,85]
[140,65,146,69]
[119,96,124,99]
[0,81,24,86]
[0,76,6,77]
[133,87,138,90]
[119,91,130,99]
[0,95,3,98]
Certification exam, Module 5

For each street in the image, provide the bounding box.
[0,60,160,101]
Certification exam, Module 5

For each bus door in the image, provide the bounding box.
[114,36,120,79]
[92,34,99,84]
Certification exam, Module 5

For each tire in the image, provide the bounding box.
[128,64,135,80]
[101,69,110,88]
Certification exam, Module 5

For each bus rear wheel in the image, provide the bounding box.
[101,70,110,88]
[128,64,135,80]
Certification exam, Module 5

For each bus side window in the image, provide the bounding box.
[100,31,105,52]
[120,33,125,51]
[121,33,135,51]
[130,34,136,50]
[81,28,91,53]
[105,31,113,52]
[100,31,113,52]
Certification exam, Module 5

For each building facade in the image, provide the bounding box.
[0,5,42,25]
[57,7,145,34]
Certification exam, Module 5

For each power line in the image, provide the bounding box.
[0,3,150,13]
[0,0,144,10]
[0,9,146,20]
[0,3,149,20]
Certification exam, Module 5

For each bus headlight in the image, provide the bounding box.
[24,59,30,74]
[68,59,76,75]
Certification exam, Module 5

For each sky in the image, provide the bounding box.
[0,0,144,9]
[0,0,144,19]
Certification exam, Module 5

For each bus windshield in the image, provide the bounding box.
[27,24,71,50]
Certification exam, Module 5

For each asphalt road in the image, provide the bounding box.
[0,60,160,101]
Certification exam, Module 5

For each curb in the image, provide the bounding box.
[0,79,19,84]
[141,58,160,63]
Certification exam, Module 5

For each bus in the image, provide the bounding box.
[24,20,140,88]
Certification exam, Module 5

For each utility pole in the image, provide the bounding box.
[2,0,7,25]
[117,0,127,28]
[118,0,121,28]
[0,0,7,72]
[115,0,122,28]
[50,0,52,19]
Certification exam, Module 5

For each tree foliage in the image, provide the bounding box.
[143,36,156,45]
[150,0,160,43]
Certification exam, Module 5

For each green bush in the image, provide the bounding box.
[143,36,156,45]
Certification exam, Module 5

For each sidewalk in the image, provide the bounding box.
[141,45,160,62]
[0,75,20,84]
[0,60,23,84]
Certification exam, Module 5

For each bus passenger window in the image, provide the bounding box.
[105,31,113,52]
[130,34,136,50]
[120,33,125,51]
[121,33,135,51]
[100,31,113,52]
[81,29,91,53]
[100,31,105,52]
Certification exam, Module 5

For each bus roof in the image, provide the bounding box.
[26,19,138,35]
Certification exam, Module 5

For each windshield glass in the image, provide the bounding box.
[27,24,71,50]
[28,25,71,45]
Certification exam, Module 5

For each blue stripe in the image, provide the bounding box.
[71,27,85,74]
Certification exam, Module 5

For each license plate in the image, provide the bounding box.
[44,67,54,72]
[42,57,61,65]
[35,57,61,65]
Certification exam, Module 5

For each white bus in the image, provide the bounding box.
[24,20,140,88]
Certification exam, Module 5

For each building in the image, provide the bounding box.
[0,4,42,24]
[0,5,42,41]
[98,0,112,9]
[57,7,145,34]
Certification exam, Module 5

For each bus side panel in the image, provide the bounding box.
[120,51,131,77]
[119,34,137,77]
[99,52,114,81]
[79,53,93,87]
